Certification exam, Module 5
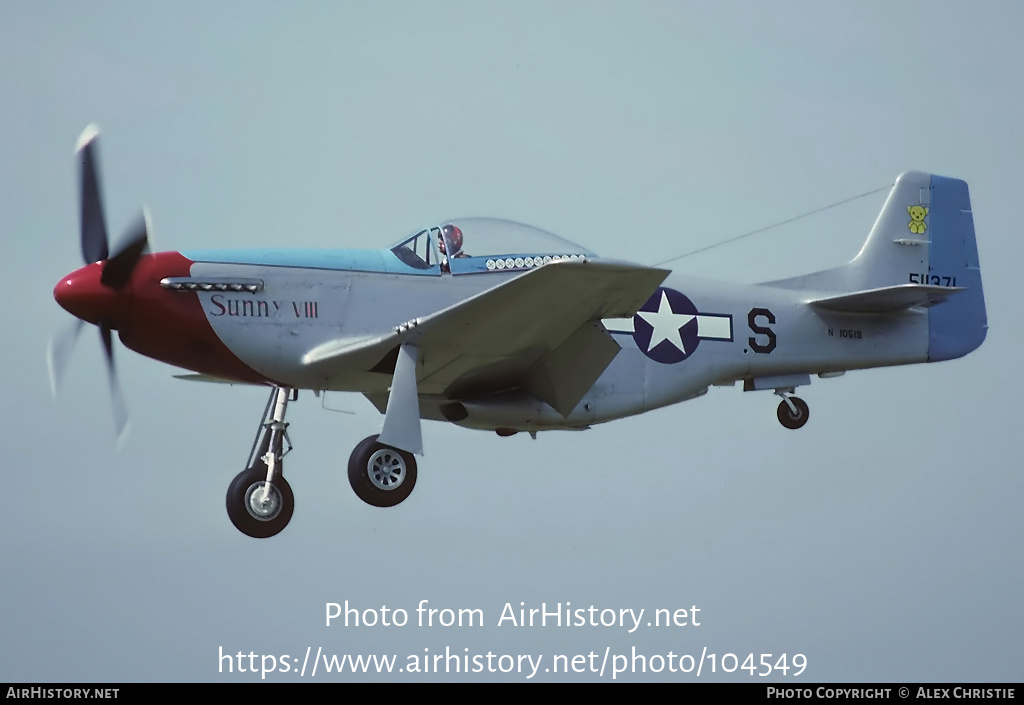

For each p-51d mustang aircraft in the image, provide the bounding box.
[50,126,987,538]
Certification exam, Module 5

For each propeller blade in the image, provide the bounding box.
[100,325,129,438]
[76,124,109,265]
[101,209,151,289]
[46,318,85,396]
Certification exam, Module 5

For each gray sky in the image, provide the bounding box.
[1,1,1020,682]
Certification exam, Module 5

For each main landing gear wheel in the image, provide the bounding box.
[226,465,295,538]
[777,396,810,430]
[348,434,417,507]
[226,386,296,538]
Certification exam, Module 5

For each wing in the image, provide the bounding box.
[303,259,668,416]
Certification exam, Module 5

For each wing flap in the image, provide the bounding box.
[522,320,621,416]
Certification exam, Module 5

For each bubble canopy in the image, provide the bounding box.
[389,218,596,275]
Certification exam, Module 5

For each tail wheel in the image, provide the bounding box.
[348,435,417,507]
[777,396,810,430]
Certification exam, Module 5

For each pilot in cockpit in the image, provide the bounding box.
[438,223,468,272]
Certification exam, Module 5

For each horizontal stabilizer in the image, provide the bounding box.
[808,284,965,314]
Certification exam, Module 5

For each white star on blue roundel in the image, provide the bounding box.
[633,288,702,363]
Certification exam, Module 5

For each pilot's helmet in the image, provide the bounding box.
[442,224,463,255]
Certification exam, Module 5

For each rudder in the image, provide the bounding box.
[926,175,986,361]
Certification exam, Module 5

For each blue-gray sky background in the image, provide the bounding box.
[1,1,1020,682]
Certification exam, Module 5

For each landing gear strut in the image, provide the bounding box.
[775,391,809,430]
[348,434,417,507]
[226,387,296,538]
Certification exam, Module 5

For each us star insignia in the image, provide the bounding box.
[603,287,732,364]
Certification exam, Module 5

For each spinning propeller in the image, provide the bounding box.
[48,125,151,438]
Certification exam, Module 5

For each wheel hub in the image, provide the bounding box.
[367,448,406,491]
[245,481,282,521]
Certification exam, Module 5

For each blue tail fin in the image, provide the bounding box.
[767,171,987,361]
[925,175,986,361]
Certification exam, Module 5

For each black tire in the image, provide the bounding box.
[348,434,417,507]
[226,465,295,538]
[777,397,810,430]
